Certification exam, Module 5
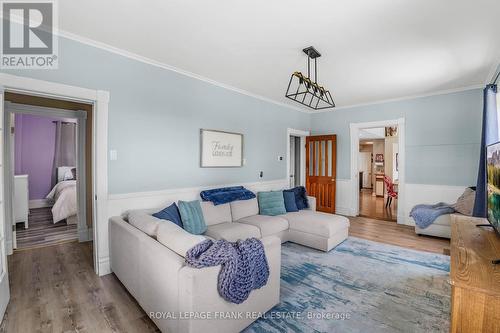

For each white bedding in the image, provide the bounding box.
[46,180,78,224]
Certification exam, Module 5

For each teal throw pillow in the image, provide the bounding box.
[258,191,287,216]
[178,200,207,235]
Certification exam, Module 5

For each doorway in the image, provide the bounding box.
[350,119,405,223]
[357,127,398,221]
[286,128,309,188]
[6,100,90,250]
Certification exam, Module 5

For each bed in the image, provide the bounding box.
[46,166,78,225]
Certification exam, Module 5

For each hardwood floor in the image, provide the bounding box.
[349,216,450,255]
[359,188,398,221]
[0,241,158,333]
[16,208,77,250]
[0,216,449,332]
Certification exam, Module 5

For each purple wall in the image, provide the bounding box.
[14,114,74,200]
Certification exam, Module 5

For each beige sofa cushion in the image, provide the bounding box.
[204,222,261,242]
[283,211,349,238]
[200,201,232,226]
[237,215,289,237]
[230,198,259,221]
[128,212,161,237]
[157,221,206,257]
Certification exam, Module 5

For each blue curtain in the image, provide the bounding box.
[473,84,498,217]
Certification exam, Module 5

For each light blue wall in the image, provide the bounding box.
[310,89,483,186]
[2,37,310,194]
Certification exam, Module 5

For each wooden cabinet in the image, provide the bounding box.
[450,214,500,333]
[375,174,384,197]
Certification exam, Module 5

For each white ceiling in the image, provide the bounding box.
[59,0,500,110]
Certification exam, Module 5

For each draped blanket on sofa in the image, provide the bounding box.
[200,186,256,205]
[185,237,269,304]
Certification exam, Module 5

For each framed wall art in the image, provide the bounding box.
[200,129,243,167]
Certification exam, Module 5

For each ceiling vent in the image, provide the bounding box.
[285,46,335,110]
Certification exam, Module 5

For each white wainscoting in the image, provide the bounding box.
[402,183,467,226]
[100,178,289,275]
[335,179,354,216]
[335,179,467,226]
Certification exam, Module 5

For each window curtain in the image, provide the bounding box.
[473,84,498,217]
[52,121,77,186]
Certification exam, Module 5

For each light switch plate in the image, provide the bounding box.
[110,150,118,161]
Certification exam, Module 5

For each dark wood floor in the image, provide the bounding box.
[359,188,398,222]
[16,207,77,250]
[0,241,159,333]
[0,216,449,332]
[349,216,450,255]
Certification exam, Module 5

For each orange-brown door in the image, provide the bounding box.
[306,135,336,213]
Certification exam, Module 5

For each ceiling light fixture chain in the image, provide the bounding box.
[285,46,335,110]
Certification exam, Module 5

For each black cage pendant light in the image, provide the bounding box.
[285,46,335,110]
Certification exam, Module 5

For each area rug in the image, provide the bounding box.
[244,237,450,333]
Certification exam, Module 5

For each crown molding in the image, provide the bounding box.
[311,84,484,113]
[55,30,486,115]
[487,60,500,85]
[57,30,310,114]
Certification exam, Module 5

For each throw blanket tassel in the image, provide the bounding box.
[185,238,270,304]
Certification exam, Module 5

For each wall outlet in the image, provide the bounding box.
[259,171,263,178]
[278,156,283,161]
[242,158,247,165]
[110,150,118,161]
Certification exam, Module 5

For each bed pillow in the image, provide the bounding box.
[258,191,286,216]
[284,186,309,210]
[178,200,207,235]
[152,203,183,227]
[283,191,299,212]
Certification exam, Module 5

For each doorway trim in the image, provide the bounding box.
[4,102,90,249]
[286,128,310,188]
[0,73,109,276]
[349,118,406,223]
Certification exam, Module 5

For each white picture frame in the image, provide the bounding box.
[200,129,243,168]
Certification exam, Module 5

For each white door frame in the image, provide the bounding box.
[4,102,90,249]
[0,73,109,276]
[350,118,406,223]
[286,128,310,188]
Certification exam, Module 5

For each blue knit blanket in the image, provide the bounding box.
[185,238,269,304]
[200,186,256,205]
[410,202,455,229]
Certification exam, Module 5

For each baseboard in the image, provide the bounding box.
[78,226,93,242]
[29,199,53,209]
[98,256,111,276]
[336,207,355,216]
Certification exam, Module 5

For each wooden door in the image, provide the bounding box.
[306,135,337,213]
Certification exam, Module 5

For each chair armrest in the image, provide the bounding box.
[307,196,317,211]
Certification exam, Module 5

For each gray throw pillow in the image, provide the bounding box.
[452,188,475,216]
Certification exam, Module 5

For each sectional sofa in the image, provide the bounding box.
[109,195,350,333]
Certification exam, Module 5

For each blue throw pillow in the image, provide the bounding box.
[178,200,207,235]
[284,186,309,210]
[152,203,183,227]
[258,191,287,216]
[283,191,299,212]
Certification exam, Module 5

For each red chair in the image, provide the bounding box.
[384,176,398,207]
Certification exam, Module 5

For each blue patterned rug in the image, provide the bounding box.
[244,237,450,333]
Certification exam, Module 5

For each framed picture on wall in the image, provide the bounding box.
[200,129,243,167]
[375,153,384,163]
